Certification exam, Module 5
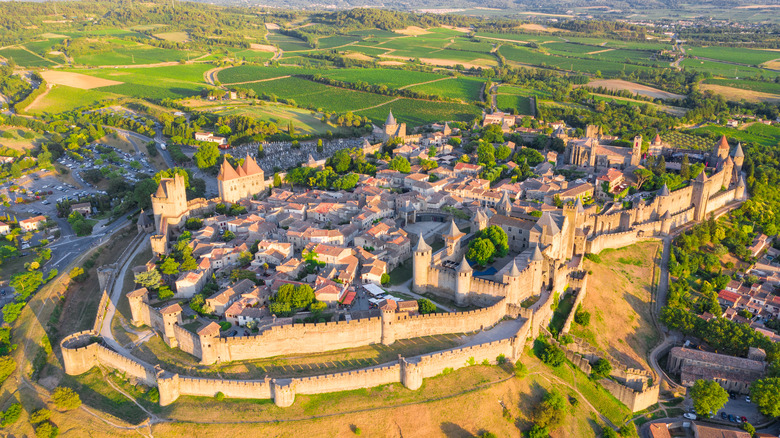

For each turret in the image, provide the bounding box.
[380,308,396,345]
[412,233,432,293]
[455,255,472,307]
[497,191,512,216]
[160,303,183,348]
[660,210,672,235]
[656,183,672,218]
[630,135,642,167]
[691,170,712,221]
[197,322,221,365]
[732,142,744,175]
[442,219,464,257]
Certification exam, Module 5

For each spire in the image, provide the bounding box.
[694,171,708,183]
[443,219,461,238]
[531,245,544,262]
[385,110,396,126]
[658,183,670,196]
[217,159,240,181]
[574,196,584,213]
[733,142,744,158]
[536,212,560,236]
[457,255,472,273]
[154,181,167,198]
[653,133,661,144]
[738,174,746,188]
[718,135,729,151]
[508,259,521,277]
[414,233,431,252]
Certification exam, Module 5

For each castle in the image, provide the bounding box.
[564,126,642,169]
[380,110,406,141]
[217,154,265,204]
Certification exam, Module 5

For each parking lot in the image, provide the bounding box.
[685,394,767,425]
[57,142,156,187]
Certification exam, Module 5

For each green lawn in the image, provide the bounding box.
[28,85,119,114]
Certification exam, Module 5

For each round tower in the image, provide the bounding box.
[655,183,672,218]
[732,142,744,175]
[412,233,432,293]
[455,255,472,307]
[380,309,396,345]
[400,356,423,390]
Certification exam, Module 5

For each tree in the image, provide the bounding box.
[1,403,22,426]
[751,378,780,417]
[194,142,220,169]
[482,225,508,257]
[527,425,550,438]
[135,269,162,289]
[222,230,235,242]
[633,168,652,190]
[159,257,180,275]
[2,303,24,324]
[690,379,729,416]
[540,342,565,367]
[389,155,411,173]
[35,422,58,438]
[467,237,495,266]
[533,389,567,430]
[29,408,51,424]
[52,386,81,410]
[0,356,16,385]
[591,358,612,379]
[477,142,495,165]
[680,154,691,180]
[417,298,437,314]
[380,273,390,285]
[69,267,86,282]
[157,285,174,300]
[574,305,591,326]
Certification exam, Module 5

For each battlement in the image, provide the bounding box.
[293,363,401,385]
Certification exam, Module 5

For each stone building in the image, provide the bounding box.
[563,128,642,170]
[667,347,766,394]
[217,154,265,204]
[381,110,406,141]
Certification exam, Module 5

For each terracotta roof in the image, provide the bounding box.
[197,321,221,337]
[127,287,149,298]
[160,303,182,315]
[217,160,240,181]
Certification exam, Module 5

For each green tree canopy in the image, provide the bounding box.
[690,379,729,416]
[417,298,437,314]
[52,386,82,410]
[194,142,220,169]
[751,378,780,417]
[389,155,411,173]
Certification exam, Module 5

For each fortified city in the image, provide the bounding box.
[1,1,780,437]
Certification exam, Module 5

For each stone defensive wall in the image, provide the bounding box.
[707,187,742,214]
[561,273,588,335]
[586,227,661,254]
[60,331,156,386]
[62,318,530,408]
[211,316,383,363]
[173,324,202,358]
[390,298,507,340]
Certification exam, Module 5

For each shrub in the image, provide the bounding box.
[585,253,602,263]
[540,343,565,367]
[30,408,51,424]
[574,305,591,326]
[496,354,507,364]
[592,358,612,379]
[215,391,225,401]
[35,422,58,438]
[146,387,159,403]
[0,403,22,426]
[52,387,81,410]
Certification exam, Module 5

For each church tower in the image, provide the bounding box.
[151,173,188,231]
[412,234,432,293]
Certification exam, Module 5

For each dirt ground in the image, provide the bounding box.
[586,48,615,55]
[394,26,431,36]
[343,52,375,61]
[249,43,277,52]
[762,60,780,69]
[571,241,662,373]
[699,83,780,103]
[378,60,407,66]
[97,132,137,154]
[581,79,685,100]
[39,71,122,90]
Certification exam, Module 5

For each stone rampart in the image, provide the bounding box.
[213,317,383,363]
[586,229,660,254]
[417,338,514,378]
[294,363,402,395]
[706,188,739,214]
[392,299,506,340]
[561,274,588,334]
[176,375,273,400]
[600,378,660,412]
[96,346,156,385]
[173,324,202,358]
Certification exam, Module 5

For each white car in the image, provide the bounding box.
[683,413,696,420]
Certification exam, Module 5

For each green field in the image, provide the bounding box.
[217,65,321,84]
[686,123,780,149]
[355,97,481,126]
[71,64,212,99]
[196,102,345,135]
[405,76,485,101]
[243,76,393,112]
[685,46,780,66]
[267,31,312,52]
[681,58,780,79]
[0,47,57,67]
[475,31,554,43]
[72,40,204,66]
[320,68,447,88]
[317,35,361,49]
[496,94,533,115]
[225,48,274,63]
[28,85,118,114]
[499,44,653,76]
[703,78,780,95]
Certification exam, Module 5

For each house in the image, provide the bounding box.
[194,132,227,146]
[19,215,46,232]
[70,202,92,217]
[174,270,207,299]
[205,279,257,315]
[0,221,9,235]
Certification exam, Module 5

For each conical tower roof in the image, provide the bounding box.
[217,159,240,181]
[574,196,585,213]
[414,233,431,252]
[536,212,560,235]
[443,219,461,238]
[738,174,746,187]
[243,153,262,175]
[733,142,744,158]
[717,135,729,151]
[653,133,661,143]
[530,245,544,262]
[385,110,396,126]
[508,259,521,277]
[694,171,708,183]
[457,255,472,273]
[658,183,670,196]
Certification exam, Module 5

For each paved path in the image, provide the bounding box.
[388,278,454,312]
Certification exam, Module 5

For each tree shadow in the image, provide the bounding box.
[440,422,474,438]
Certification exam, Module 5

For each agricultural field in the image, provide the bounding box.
[0,47,57,67]
[355,97,481,126]
[498,44,653,77]
[65,64,212,101]
[405,76,485,102]
[685,46,780,66]
[217,65,320,84]
[0,125,49,151]
[660,131,713,150]
[187,101,348,135]
[681,58,780,80]
[319,68,447,89]
[496,94,533,115]
[223,47,274,63]
[266,31,311,52]
[474,31,554,43]
[71,40,204,66]
[242,76,394,113]
[342,45,388,56]
[702,78,780,95]
[317,35,361,49]
[154,31,189,43]
[687,123,780,149]
[26,85,119,114]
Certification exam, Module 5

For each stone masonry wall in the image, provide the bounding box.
[173,324,202,359]
[392,299,506,340]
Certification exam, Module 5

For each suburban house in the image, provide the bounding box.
[19,215,47,232]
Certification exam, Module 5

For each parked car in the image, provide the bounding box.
[728,415,735,423]
[741,416,747,422]
[721,412,728,419]
[683,413,697,420]
[746,396,751,403]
